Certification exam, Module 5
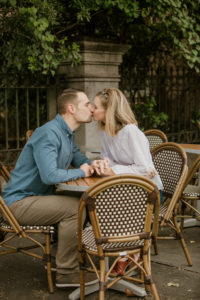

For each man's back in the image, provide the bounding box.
[2,114,89,207]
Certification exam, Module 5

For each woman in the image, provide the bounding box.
[92,88,163,275]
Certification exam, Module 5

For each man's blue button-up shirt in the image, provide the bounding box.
[3,114,91,207]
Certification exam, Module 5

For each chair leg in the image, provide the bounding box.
[143,253,160,300]
[99,258,106,300]
[45,234,54,293]
[180,201,187,231]
[151,282,160,300]
[173,215,193,266]
[80,268,85,300]
[152,235,158,255]
[152,211,159,255]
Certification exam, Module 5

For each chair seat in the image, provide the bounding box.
[0,219,55,233]
[82,228,144,253]
[182,185,200,198]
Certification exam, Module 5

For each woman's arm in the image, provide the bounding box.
[111,126,155,177]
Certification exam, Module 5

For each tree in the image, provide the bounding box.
[0,0,200,82]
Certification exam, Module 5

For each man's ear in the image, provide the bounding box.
[67,103,75,114]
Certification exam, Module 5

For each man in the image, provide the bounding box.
[2,88,97,287]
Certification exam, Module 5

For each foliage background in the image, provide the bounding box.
[1,0,200,80]
[0,0,200,142]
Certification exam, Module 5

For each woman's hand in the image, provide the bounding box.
[148,167,156,179]
[95,164,115,176]
[91,158,115,176]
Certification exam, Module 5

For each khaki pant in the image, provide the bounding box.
[10,194,85,275]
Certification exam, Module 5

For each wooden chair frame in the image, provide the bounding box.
[144,129,168,150]
[0,195,55,293]
[0,162,10,196]
[78,174,160,300]
[179,156,200,230]
[151,142,192,266]
[0,162,10,182]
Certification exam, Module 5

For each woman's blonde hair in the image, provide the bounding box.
[96,88,137,136]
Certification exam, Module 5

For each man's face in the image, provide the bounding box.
[73,92,93,124]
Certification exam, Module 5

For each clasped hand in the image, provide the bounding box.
[91,158,114,176]
[80,158,114,177]
[81,159,156,178]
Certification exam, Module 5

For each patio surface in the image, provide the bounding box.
[1,125,199,300]
[0,225,199,300]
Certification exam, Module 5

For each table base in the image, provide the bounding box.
[183,218,200,228]
[68,278,147,299]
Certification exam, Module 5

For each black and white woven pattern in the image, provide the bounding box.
[0,219,55,233]
[94,184,148,237]
[183,185,200,198]
[159,204,168,218]
[152,149,183,195]
[147,136,164,149]
[82,228,144,252]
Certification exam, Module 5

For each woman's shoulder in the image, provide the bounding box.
[122,124,141,133]
[123,124,147,139]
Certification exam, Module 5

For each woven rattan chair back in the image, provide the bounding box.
[0,195,54,292]
[180,156,200,230]
[84,175,157,239]
[183,156,200,188]
[151,142,188,220]
[94,184,148,238]
[78,175,160,300]
[144,129,168,150]
[151,142,192,266]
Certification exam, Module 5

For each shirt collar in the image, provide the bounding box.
[55,114,74,137]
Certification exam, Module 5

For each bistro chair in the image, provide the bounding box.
[0,162,10,241]
[144,129,168,150]
[0,162,10,193]
[78,174,160,300]
[179,156,200,230]
[0,195,55,293]
[0,161,10,196]
[151,142,192,266]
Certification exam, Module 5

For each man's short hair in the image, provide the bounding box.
[57,88,84,114]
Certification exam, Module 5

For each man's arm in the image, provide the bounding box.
[32,129,87,184]
[71,141,91,168]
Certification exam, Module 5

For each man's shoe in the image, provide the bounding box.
[56,271,98,288]
[111,253,140,276]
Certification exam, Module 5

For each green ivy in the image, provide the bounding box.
[0,0,200,81]
[134,96,168,131]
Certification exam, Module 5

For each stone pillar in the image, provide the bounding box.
[57,40,130,156]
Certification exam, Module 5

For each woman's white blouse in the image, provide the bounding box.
[100,124,163,190]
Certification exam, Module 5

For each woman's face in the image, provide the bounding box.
[93,96,106,122]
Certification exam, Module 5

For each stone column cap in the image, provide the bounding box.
[77,39,131,54]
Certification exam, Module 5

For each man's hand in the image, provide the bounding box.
[80,163,94,177]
